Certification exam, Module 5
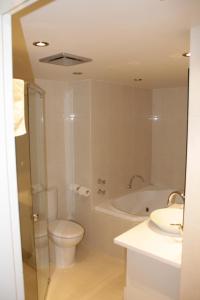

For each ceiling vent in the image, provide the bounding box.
[39,52,92,66]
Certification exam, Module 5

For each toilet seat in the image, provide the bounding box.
[48,220,84,239]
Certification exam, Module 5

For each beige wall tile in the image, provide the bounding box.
[151,87,188,190]
[36,79,68,219]
[91,81,152,204]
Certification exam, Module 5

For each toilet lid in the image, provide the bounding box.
[48,220,84,238]
[35,220,47,238]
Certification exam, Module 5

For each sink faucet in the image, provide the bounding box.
[167,191,185,231]
[167,191,185,206]
[128,174,144,190]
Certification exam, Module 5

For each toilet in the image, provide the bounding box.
[47,189,84,268]
[48,220,84,267]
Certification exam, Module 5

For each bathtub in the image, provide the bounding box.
[95,185,173,223]
[80,185,174,258]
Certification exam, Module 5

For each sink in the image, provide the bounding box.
[150,207,183,234]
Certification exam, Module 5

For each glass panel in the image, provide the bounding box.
[28,84,50,300]
[15,80,38,300]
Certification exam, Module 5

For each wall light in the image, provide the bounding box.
[66,114,76,121]
[182,52,191,57]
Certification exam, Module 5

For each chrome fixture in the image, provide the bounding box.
[167,191,185,230]
[182,52,191,58]
[167,191,185,207]
[97,188,106,195]
[97,178,106,184]
[128,174,144,190]
[32,213,39,222]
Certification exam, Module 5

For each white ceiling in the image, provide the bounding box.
[21,0,200,88]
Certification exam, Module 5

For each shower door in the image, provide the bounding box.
[28,83,50,300]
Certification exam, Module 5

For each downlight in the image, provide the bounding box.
[33,41,49,47]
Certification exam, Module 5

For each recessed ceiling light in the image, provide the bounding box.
[73,72,83,75]
[134,78,143,82]
[182,52,191,57]
[33,41,49,47]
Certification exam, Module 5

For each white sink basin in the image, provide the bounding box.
[150,207,183,234]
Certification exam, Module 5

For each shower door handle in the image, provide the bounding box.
[32,213,39,222]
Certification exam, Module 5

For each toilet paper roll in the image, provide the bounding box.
[78,186,91,197]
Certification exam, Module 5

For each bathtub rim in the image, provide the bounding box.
[95,200,147,223]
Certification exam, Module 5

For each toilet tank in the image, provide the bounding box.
[47,188,58,222]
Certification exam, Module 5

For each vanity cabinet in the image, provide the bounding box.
[114,220,182,300]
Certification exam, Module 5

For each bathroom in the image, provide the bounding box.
[2,0,200,299]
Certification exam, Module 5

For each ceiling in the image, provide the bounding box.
[19,0,200,88]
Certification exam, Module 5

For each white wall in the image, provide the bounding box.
[73,80,152,256]
[35,78,189,261]
[91,80,152,204]
[180,26,200,300]
[36,79,68,219]
[64,80,92,219]
[73,80,92,190]
[151,87,188,190]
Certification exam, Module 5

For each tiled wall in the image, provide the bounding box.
[36,79,68,219]
[36,79,188,258]
[151,87,188,190]
[71,80,153,256]
[91,81,152,204]
[64,80,92,219]
[72,81,188,257]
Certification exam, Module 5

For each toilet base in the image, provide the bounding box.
[54,245,76,268]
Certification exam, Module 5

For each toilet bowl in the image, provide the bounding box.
[48,220,84,268]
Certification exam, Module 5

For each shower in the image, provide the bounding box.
[15,82,50,300]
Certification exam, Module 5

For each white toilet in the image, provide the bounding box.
[47,189,84,268]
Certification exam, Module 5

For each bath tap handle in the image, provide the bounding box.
[97,188,106,195]
[97,178,106,185]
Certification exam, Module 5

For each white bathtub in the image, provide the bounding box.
[96,185,173,223]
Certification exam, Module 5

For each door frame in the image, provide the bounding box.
[0,2,37,299]
[1,1,200,300]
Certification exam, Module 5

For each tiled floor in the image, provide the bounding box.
[47,246,125,300]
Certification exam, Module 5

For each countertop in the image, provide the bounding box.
[114,219,182,268]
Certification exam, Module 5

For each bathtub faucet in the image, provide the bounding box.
[128,174,144,190]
